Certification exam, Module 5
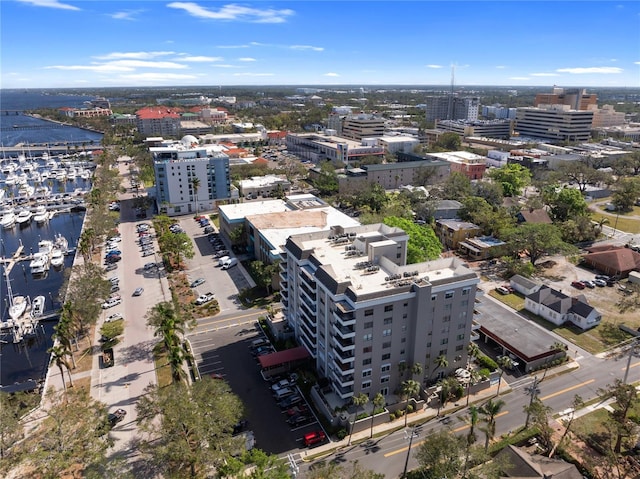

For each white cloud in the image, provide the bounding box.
[179,56,224,62]
[290,45,324,52]
[233,72,274,77]
[44,64,134,72]
[17,0,79,11]
[109,60,188,69]
[119,72,201,81]
[110,9,143,20]
[324,72,340,77]
[211,64,240,68]
[95,51,175,60]
[556,66,623,74]
[217,44,251,49]
[509,77,530,80]
[167,2,294,23]
[237,57,256,62]
[635,61,640,65]
[531,72,559,77]
[426,64,443,69]
[495,65,508,69]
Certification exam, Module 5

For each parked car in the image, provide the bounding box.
[109,277,119,285]
[278,394,302,409]
[144,262,157,271]
[133,287,144,296]
[222,258,238,270]
[105,313,123,322]
[286,404,309,417]
[104,263,118,272]
[496,286,510,295]
[190,278,206,288]
[108,408,127,427]
[110,285,120,293]
[593,278,607,287]
[571,281,586,290]
[102,297,122,309]
[195,292,215,305]
[595,274,610,281]
[252,345,273,357]
[303,430,326,447]
[271,379,292,392]
[287,414,312,426]
[142,250,154,257]
[581,280,595,289]
[204,226,214,234]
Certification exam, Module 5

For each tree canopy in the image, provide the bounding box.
[382,216,442,263]
[487,164,531,197]
[502,223,576,266]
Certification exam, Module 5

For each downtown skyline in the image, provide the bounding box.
[1,0,639,89]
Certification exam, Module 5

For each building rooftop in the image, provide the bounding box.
[239,175,289,189]
[436,219,480,231]
[219,199,290,222]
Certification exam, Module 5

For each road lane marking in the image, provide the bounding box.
[452,411,509,433]
[539,379,595,401]
[621,362,640,371]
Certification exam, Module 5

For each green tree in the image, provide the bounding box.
[136,378,244,478]
[522,397,553,452]
[348,393,369,446]
[431,354,449,380]
[147,302,190,384]
[495,355,514,396]
[20,387,114,478]
[382,216,442,263]
[0,393,23,460]
[432,132,462,151]
[459,196,515,237]
[437,171,472,201]
[370,392,385,438]
[414,429,465,479]
[555,161,608,193]
[479,398,505,452]
[502,223,575,266]
[547,187,589,222]
[48,344,74,391]
[598,378,638,453]
[313,161,339,196]
[612,177,640,212]
[99,319,124,346]
[401,380,421,427]
[304,460,384,479]
[472,180,504,207]
[158,230,195,269]
[487,164,531,197]
[549,394,584,458]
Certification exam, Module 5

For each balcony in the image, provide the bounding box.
[471,320,481,331]
[279,269,288,282]
[299,334,317,358]
[300,266,316,289]
[332,370,355,388]
[332,357,355,375]
[332,334,355,353]
[299,320,317,340]
[280,288,288,298]
[333,322,355,340]
[334,310,356,328]
[300,295,316,314]
[333,347,355,363]
[470,331,480,341]
[334,383,354,400]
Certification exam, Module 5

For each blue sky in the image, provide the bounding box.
[1,0,639,89]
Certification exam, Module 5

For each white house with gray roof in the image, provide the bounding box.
[524,286,601,331]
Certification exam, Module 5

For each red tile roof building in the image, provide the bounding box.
[582,245,640,278]
[136,107,182,137]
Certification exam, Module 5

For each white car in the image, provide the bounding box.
[271,379,291,392]
[106,313,123,322]
[102,298,122,309]
[195,292,215,305]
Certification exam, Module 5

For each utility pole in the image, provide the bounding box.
[624,338,638,384]
[402,426,419,478]
[524,376,541,428]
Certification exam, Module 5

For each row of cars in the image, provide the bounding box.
[249,338,327,448]
[571,274,616,290]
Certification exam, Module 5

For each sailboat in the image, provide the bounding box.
[5,269,29,320]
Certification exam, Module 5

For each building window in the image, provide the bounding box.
[365,309,374,316]
[364,321,373,329]
[384,305,393,312]
[462,288,470,295]
[458,322,466,329]
[362,381,371,389]
[383,329,392,337]
[431,295,437,301]
[457,334,465,341]
[382,341,391,349]
[362,369,372,378]
[363,346,372,354]
[382,353,391,360]
[439,349,448,356]
[440,338,449,345]
[444,304,452,311]
[381,364,391,373]
[363,334,373,342]
[363,358,372,366]
[456,344,464,351]
[381,376,390,384]
[404,302,408,307]
[445,291,454,299]
[384,318,393,325]
[403,314,408,319]
[443,315,451,322]
[401,337,406,343]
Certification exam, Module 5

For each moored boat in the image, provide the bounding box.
[9,296,28,320]
[31,296,45,318]
[50,248,64,268]
[1,210,16,228]
[33,205,49,223]
[15,209,32,225]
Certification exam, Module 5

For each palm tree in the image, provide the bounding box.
[467,343,480,362]
[48,345,73,391]
[463,405,480,477]
[496,356,513,396]
[348,393,369,446]
[190,176,201,215]
[401,380,421,427]
[432,354,449,380]
[53,306,76,369]
[370,392,385,438]
[465,369,482,406]
[479,398,506,452]
[410,362,423,381]
[147,302,187,383]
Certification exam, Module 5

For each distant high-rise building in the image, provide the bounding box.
[534,87,597,111]
[340,114,385,140]
[424,96,480,123]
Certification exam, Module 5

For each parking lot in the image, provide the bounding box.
[187,323,326,455]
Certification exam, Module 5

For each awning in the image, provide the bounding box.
[259,346,310,369]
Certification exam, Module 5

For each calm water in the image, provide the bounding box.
[0,90,99,388]
[1,211,84,387]
[1,89,104,147]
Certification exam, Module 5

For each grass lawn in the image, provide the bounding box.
[591,210,640,234]
[488,290,525,310]
[152,343,173,388]
[573,407,610,441]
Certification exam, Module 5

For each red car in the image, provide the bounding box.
[303,430,326,447]
[571,281,585,290]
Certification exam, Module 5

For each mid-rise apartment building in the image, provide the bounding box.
[435,119,512,139]
[534,87,597,111]
[424,96,480,123]
[280,224,479,402]
[514,105,594,143]
[151,136,231,216]
[136,107,181,137]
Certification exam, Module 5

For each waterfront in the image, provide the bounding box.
[1,90,104,148]
[0,210,84,387]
